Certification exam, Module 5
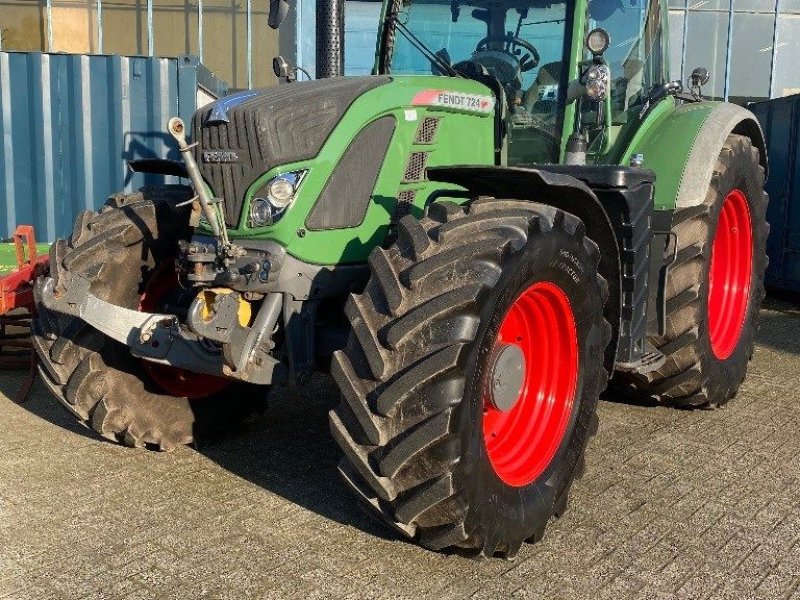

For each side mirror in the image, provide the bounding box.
[689,67,710,98]
[269,0,290,29]
[273,56,291,79]
[273,55,313,83]
[690,67,710,87]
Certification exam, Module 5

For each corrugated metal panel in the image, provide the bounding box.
[0,52,227,242]
[750,95,800,292]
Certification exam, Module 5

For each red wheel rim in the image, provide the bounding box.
[139,267,231,399]
[708,189,753,360]
[483,281,579,487]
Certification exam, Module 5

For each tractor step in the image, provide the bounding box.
[614,342,667,375]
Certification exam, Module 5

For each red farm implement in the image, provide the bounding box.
[1,226,49,403]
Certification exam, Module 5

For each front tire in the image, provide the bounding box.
[330,198,610,557]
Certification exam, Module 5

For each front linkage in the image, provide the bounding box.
[42,118,289,389]
[41,274,281,386]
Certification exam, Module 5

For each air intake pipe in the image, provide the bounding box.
[316,0,345,78]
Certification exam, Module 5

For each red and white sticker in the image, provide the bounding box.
[412,90,495,114]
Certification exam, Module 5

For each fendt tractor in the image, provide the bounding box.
[33,0,768,558]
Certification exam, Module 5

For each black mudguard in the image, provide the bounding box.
[428,165,653,371]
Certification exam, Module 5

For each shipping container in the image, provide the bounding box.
[751,95,800,293]
[0,52,226,241]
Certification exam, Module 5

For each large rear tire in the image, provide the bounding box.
[616,134,768,407]
[32,187,268,451]
[330,198,610,557]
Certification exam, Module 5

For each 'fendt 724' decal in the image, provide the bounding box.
[412,90,495,114]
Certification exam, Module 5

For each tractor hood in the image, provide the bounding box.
[192,77,391,226]
[191,75,498,265]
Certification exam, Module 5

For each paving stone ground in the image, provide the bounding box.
[1,298,799,600]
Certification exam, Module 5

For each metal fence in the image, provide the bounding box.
[0,52,226,242]
[750,94,800,293]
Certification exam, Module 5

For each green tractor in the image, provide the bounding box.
[34,0,768,558]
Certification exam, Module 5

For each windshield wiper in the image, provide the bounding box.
[386,12,462,78]
[519,18,566,27]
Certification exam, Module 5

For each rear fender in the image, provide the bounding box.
[427,166,622,371]
[675,103,768,209]
[624,101,768,211]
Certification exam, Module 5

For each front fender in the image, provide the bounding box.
[624,101,768,211]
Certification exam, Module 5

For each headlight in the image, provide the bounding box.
[586,28,610,57]
[250,198,274,226]
[249,170,307,228]
[268,177,296,208]
[585,65,609,101]
[586,78,607,101]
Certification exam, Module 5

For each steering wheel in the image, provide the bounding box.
[475,35,541,73]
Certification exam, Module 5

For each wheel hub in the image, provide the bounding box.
[488,343,526,413]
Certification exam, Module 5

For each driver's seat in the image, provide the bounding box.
[522,61,562,115]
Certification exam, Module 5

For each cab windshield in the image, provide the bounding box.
[387,0,571,164]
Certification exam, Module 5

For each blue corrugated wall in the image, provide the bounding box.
[0,52,226,242]
[751,95,800,293]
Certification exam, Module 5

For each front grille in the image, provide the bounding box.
[403,152,429,182]
[393,190,416,222]
[415,118,440,144]
[191,77,391,227]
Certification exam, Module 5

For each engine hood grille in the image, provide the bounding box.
[191,76,390,227]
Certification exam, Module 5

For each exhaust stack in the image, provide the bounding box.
[316,0,345,78]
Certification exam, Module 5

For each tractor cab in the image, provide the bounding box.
[378,0,669,164]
